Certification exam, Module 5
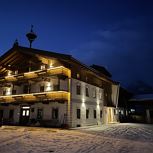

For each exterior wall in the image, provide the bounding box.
[103,106,118,124]
[0,77,68,96]
[0,105,20,124]
[111,84,119,107]
[0,102,67,125]
[71,78,104,127]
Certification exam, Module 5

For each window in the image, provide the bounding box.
[3,90,6,96]
[100,110,102,118]
[92,88,96,98]
[12,89,16,95]
[86,109,89,119]
[77,109,81,119]
[94,110,96,118]
[40,85,44,92]
[52,108,58,119]
[23,85,31,94]
[37,109,43,120]
[9,110,14,119]
[76,84,81,95]
[99,90,102,99]
[77,73,80,79]
[86,86,89,97]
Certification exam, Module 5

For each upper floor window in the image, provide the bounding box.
[40,85,45,92]
[40,65,46,70]
[77,73,80,79]
[85,86,89,97]
[94,110,97,119]
[92,88,96,98]
[76,83,81,95]
[99,89,103,99]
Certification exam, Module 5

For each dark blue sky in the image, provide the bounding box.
[0,0,153,88]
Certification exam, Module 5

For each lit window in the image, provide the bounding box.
[77,109,81,119]
[77,73,80,79]
[40,65,46,70]
[76,83,81,95]
[85,86,89,97]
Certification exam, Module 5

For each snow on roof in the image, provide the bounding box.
[130,94,153,101]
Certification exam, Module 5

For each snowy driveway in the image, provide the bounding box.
[0,123,153,153]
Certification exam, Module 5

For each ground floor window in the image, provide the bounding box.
[94,110,96,119]
[86,109,89,119]
[100,110,102,118]
[9,110,14,119]
[77,109,81,119]
[52,108,58,119]
[37,109,43,120]
[0,110,3,119]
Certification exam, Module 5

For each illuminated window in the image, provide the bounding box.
[94,110,96,118]
[77,109,81,119]
[14,70,18,75]
[85,86,89,97]
[40,65,46,70]
[76,83,81,95]
[77,73,80,79]
[86,109,89,119]
[52,108,58,119]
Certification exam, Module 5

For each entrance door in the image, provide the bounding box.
[20,106,30,125]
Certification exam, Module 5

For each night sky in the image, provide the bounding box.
[0,0,153,88]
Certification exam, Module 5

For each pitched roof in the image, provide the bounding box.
[90,64,112,78]
[0,45,119,85]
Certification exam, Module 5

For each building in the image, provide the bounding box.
[128,94,153,124]
[0,45,119,127]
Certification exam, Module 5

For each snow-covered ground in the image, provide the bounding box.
[0,123,153,153]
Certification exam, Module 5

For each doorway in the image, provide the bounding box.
[20,106,30,125]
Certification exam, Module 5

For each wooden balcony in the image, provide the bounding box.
[0,66,71,82]
[0,91,69,103]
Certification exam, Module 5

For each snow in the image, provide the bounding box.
[0,123,153,153]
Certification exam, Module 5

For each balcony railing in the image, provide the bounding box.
[0,66,71,82]
[0,91,69,103]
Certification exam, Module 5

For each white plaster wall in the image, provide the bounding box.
[71,78,103,127]
[111,84,119,107]
[30,102,67,124]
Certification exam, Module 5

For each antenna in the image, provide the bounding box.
[26,25,37,48]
